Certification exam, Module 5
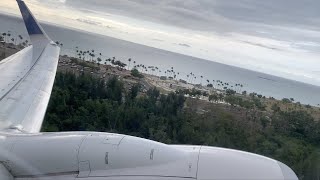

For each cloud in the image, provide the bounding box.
[177,43,191,48]
[152,39,164,42]
[60,0,320,32]
[76,18,102,26]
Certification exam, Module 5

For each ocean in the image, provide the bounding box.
[1,14,319,106]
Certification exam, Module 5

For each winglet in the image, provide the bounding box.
[16,0,51,43]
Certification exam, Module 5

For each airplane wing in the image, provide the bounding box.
[0,0,60,133]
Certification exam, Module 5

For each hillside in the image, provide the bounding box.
[43,71,320,180]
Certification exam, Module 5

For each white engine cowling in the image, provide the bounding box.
[0,132,298,180]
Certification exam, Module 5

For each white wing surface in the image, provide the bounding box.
[0,0,60,133]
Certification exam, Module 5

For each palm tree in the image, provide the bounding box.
[128,58,132,70]
[240,84,243,92]
[89,53,92,61]
[105,58,110,65]
[75,46,79,57]
[7,32,11,40]
[77,50,82,59]
[18,35,23,45]
[1,33,6,43]
[25,40,29,46]
[92,54,96,62]
[81,51,84,60]
[97,57,102,66]
[290,98,295,103]
[200,75,203,85]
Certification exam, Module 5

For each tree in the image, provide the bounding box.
[282,98,291,104]
[131,69,144,78]
[97,57,102,65]
[209,94,218,103]
[18,35,23,45]
[225,95,240,106]
[242,91,247,96]
[2,32,6,43]
[128,58,132,70]
[271,103,281,112]
[305,104,312,109]
[218,93,224,102]
[200,75,203,85]
[282,98,291,111]
[226,89,236,96]
[128,84,140,100]
[7,32,11,42]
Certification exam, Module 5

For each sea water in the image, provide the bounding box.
[0,14,319,106]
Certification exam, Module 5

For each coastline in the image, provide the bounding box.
[1,13,319,88]
[1,25,320,106]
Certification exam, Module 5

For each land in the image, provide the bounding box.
[0,41,24,59]
[1,42,320,119]
[56,54,320,121]
[1,43,320,179]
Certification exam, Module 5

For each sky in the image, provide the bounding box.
[1,0,320,86]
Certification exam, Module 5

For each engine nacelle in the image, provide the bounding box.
[0,132,298,180]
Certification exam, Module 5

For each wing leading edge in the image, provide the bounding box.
[0,0,60,133]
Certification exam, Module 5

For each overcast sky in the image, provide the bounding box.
[1,0,320,85]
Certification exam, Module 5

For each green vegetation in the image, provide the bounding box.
[43,72,319,180]
[70,57,98,70]
[131,68,144,78]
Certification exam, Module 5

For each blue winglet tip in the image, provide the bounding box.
[17,0,44,36]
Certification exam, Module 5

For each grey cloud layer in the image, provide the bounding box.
[60,0,320,32]
[62,0,233,32]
